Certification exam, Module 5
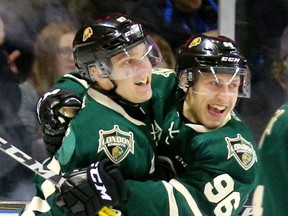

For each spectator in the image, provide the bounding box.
[128,0,218,51]
[18,23,77,162]
[0,34,32,201]
[0,0,126,81]
[150,34,176,69]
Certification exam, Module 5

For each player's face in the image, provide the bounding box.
[110,43,153,103]
[56,32,77,76]
[183,73,240,129]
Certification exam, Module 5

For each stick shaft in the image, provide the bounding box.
[0,136,65,188]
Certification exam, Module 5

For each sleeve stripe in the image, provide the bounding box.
[21,197,51,216]
[46,156,61,174]
[170,179,203,216]
[21,157,61,215]
[41,179,57,198]
[162,181,179,216]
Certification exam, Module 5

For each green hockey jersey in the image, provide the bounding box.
[252,103,288,216]
[20,68,178,216]
[118,108,259,216]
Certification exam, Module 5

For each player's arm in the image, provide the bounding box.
[118,178,201,216]
[150,68,178,128]
[37,72,89,155]
[37,87,82,155]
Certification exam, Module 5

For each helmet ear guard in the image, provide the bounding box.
[178,68,199,90]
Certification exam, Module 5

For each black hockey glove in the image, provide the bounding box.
[150,156,177,181]
[36,88,82,155]
[56,158,127,216]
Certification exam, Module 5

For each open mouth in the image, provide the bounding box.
[135,77,150,86]
[208,104,226,115]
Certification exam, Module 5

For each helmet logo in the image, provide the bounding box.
[116,16,127,22]
[124,24,141,41]
[221,57,240,63]
[189,37,201,48]
[83,27,93,41]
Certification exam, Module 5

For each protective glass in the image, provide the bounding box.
[178,66,251,98]
[98,36,162,80]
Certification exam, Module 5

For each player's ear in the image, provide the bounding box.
[88,65,103,82]
[88,64,114,90]
[179,72,189,93]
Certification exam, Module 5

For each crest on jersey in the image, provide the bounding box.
[226,134,257,170]
[98,125,134,163]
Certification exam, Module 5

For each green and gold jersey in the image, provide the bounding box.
[21,87,157,216]
[20,68,178,216]
[160,109,258,216]
[118,109,259,216]
[59,88,157,178]
[252,103,288,216]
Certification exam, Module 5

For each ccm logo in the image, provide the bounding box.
[221,57,240,63]
[89,162,112,201]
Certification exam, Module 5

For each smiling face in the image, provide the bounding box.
[109,42,153,103]
[183,73,240,129]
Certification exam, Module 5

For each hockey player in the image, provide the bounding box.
[252,103,288,216]
[158,34,258,215]
[20,14,177,216]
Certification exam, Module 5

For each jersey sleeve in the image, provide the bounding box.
[118,179,204,216]
[147,68,178,128]
[55,72,90,96]
[254,104,288,215]
[19,158,70,216]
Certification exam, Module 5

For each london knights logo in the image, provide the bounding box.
[226,134,257,170]
[98,125,135,164]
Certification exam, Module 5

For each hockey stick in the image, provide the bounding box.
[0,136,117,216]
[0,136,65,188]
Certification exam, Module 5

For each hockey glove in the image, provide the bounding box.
[87,158,127,207]
[150,156,177,181]
[56,158,127,216]
[36,88,82,155]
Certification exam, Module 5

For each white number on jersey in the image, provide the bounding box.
[204,174,240,216]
